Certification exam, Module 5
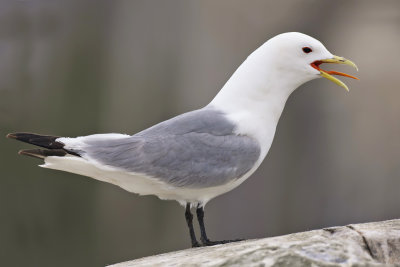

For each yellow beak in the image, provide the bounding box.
[311,55,359,91]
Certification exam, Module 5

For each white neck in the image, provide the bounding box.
[208,48,310,156]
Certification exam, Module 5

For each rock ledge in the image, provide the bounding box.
[108,219,400,267]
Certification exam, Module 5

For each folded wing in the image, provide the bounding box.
[61,108,261,188]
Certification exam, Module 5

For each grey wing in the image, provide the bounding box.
[75,108,261,188]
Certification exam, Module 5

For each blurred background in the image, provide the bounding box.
[1,0,400,266]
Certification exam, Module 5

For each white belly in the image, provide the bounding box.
[42,155,264,206]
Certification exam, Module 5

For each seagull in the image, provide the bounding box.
[7,32,358,247]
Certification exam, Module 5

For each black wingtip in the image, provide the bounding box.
[18,149,45,159]
[18,148,67,159]
[6,132,64,149]
[8,132,81,158]
[6,133,17,139]
[7,132,37,141]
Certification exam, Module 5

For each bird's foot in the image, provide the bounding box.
[200,238,244,246]
[191,241,201,248]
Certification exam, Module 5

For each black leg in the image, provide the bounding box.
[185,203,200,247]
[196,205,244,246]
[196,205,210,244]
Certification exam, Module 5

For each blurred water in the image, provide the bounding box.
[1,1,400,266]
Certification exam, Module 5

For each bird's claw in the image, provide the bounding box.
[200,238,244,246]
[191,241,201,248]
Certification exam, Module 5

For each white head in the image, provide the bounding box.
[248,32,358,91]
[211,32,358,125]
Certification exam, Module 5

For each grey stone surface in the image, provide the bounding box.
[107,219,400,267]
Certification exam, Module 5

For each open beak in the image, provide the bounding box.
[311,55,358,91]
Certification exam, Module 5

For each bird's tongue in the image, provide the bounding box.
[324,70,358,80]
[311,61,359,80]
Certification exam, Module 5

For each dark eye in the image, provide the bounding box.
[302,47,312,53]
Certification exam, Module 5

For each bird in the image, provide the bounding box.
[7,32,358,247]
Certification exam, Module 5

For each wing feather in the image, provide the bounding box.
[61,108,261,188]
